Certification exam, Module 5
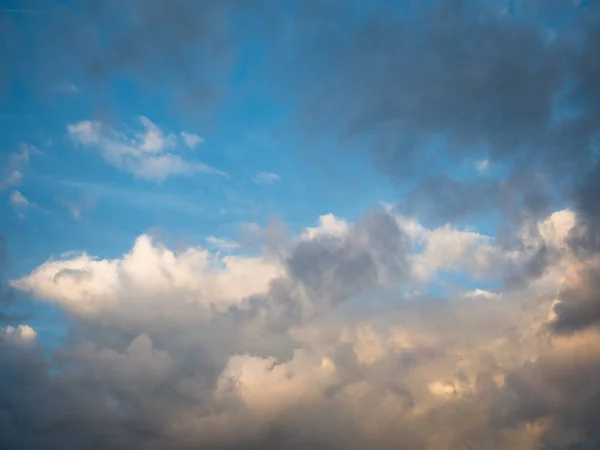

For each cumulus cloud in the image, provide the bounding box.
[1,324,37,343]
[67,117,225,182]
[12,234,283,316]
[5,207,598,449]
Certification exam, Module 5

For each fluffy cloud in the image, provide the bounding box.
[67,117,224,182]
[5,207,599,449]
[1,324,37,343]
[12,234,283,316]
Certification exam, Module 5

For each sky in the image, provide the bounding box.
[1,0,600,449]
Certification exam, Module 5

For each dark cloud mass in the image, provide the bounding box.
[4,1,600,449]
[286,1,600,225]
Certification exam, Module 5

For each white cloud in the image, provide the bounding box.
[302,213,350,240]
[465,288,500,298]
[537,209,576,249]
[180,131,204,149]
[67,117,225,182]
[9,190,34,209]
[1,324,37,343]
[396,209,577,284]
[475,159,489,173]
[253,172,280,183]
[12,234,283,315]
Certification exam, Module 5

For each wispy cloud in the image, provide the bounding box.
[475,159,489,174]
[9,191,33,209]
[1,143,41,191]
[57,196,95,220]
[253,172,280,184]
[9,190,36,220]
[0,170,22,191]
[67,117,225,182]
[180,132,204,149]
[205,236,240,253]
[54,82,80,94]
[47,178,217,217]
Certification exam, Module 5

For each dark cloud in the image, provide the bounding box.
[549,260,600,335]
[492,333,600,449]
[287,208,409,306]
[0,235,29,325]
[283,1,598,232]
[12,0,287,117]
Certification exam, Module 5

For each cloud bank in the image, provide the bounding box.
[5,207,599,449]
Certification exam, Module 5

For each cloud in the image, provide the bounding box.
[5,207,596,448]
[476,159,490,173]
[34,1,260,102]
[67,117,225,182]
[180,132,204,149]
[0,143,40,191]
[9,191,34,212]
[1,324,37,342]
[54,82,79,94]
[284,1,600,236]
[253,172,280,184]
[0,170,22,190]
[50,178,219,217]
[57,195,95,220]
[205,236,240,253]
[12,234,283,316]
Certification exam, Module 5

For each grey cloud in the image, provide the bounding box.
[225,207,410,341]
[293,3,567,159]
[492,336,600,449]
[53,268,92,284]
[285,1,599,238]
[20,0,276,114]
[286,208,410,306]
[549,262,600,335]
[0,267,586,450]
[0,235,30,325]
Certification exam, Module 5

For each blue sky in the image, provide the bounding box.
[2,1,600,449]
